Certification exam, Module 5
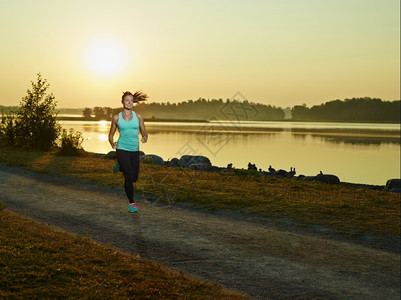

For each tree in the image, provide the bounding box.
[14,73,60,150]
[82,107,92,119]
[93,107,108,120]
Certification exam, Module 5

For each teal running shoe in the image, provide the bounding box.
[112,162,120,173]
[129,203,138,213]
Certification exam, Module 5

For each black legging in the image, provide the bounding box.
[116,149,140,204]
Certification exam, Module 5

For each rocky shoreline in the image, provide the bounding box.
[95,151,401,193]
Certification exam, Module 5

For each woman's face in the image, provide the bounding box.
[122,95,135,109]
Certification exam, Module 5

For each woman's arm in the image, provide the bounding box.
[108,114,119,149]
[136,113,148,143]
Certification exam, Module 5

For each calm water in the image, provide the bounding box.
[59,119,400,185]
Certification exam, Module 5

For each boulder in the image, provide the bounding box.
[140,154,164,165]
[93,153,105,159]
[104,151,117,160]
[179,155,212,170]
[247,163,257,170]
[262,171,274,177]
[210,166,222,172]
[276,169,289,177]
[385,178,401,192]
[303,174,340,184]
[104,150,144,160]
[315,174,340,184]
[166,158,180,167]
[189,163,211,171]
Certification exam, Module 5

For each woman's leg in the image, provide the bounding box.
[130,151,140,183]
[116,149,135,204]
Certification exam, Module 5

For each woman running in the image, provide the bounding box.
[108,91,148,212]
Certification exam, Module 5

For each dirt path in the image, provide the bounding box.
[0,164,399,299]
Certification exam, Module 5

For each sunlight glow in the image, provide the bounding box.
[98,120,108,126]
[98,134,108,142]
[85,39,126,77]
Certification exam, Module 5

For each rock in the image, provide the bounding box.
[303,174,340,184]
[189,163,211,171]
[166,158,180,167]
[316,174,340,184]
[385,179,401,193]
[104,151,117,159]
[248,163,257,170]
[140,154,164,165]
[262,171,274,177]
[103,150,145,160]
[276,169,289,177]
[211,166,222,172]
[179,155,212,170]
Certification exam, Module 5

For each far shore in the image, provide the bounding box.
[57,116,210,123]
[56,116,401,125]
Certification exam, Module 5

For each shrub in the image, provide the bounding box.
[59,128,84,155]
[14,73,60,150]
[0,113,17,145]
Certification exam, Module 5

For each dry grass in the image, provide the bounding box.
[138,165,400,236]
[0,210,246,299]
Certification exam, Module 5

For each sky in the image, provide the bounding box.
[0,0,399,108]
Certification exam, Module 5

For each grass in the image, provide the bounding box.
[0,145,399,237]
[0,209,246,299]
[0,145,399,298]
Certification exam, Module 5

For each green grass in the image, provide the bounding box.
[0,145,399,237]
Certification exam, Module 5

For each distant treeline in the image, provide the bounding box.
[0,105,17,114]
[291,98,400,123]
[82,98,285,121]
[2,97,400,123]
[0,106,83,116]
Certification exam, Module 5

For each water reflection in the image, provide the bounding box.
[59,120,400,185]
[307,134,400,146]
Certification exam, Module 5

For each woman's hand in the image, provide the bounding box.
[111,142,118,149]
[141,136,148,143]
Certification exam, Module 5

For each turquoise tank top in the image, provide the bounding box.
[117,112,140,151]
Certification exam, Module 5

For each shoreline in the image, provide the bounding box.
[56,116,401,125]
[57,116,210,123]
[95,151,399,192]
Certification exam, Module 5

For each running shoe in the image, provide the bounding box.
[129,203,138,213]
[112,162,120,173]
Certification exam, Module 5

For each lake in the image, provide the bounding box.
[59,119,400,186]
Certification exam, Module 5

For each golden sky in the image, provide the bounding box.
[0,0,399,108]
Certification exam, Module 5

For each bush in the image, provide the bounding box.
[14,73,60,150]
[0,113,16,145]
[59,128,84,155]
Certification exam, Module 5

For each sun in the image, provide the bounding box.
[84,39,126,77]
